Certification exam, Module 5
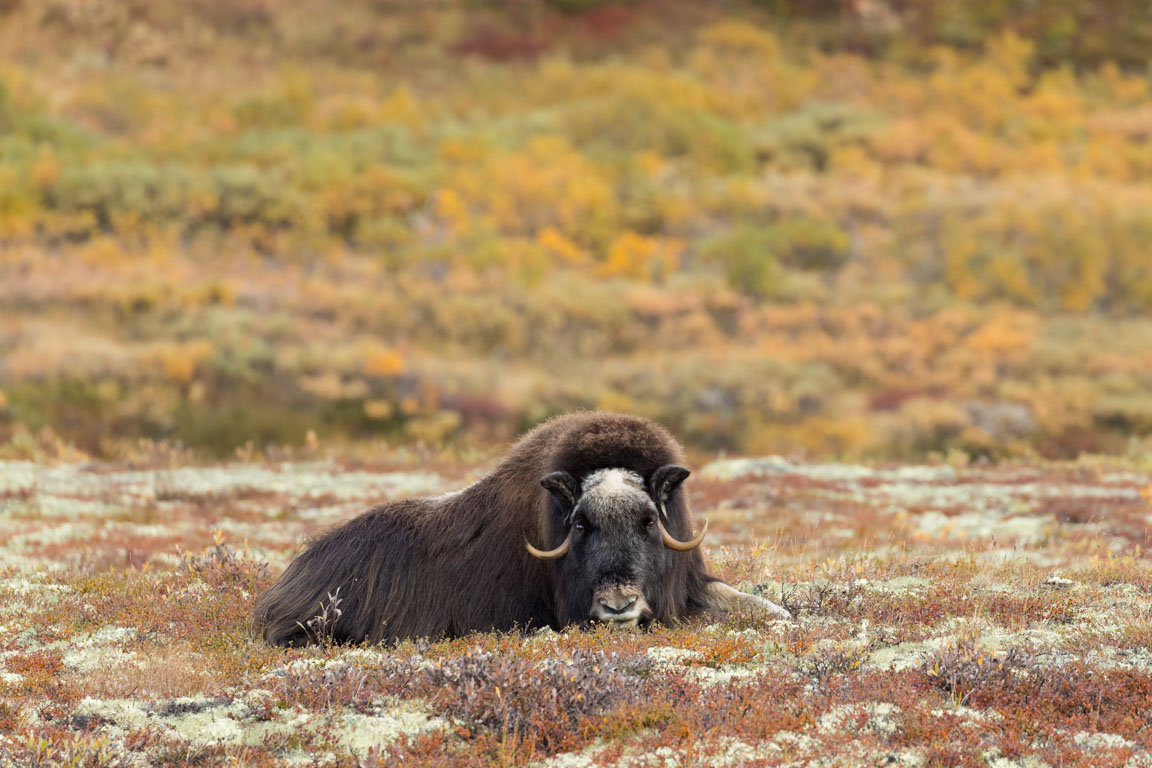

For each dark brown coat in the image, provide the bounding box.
[253,411,786,645]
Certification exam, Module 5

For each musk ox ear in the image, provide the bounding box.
[649,464,690,518]
[541,471,581,523]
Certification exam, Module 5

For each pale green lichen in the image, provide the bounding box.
[645,646,701,665]
[689,664,766,687]
[72,694,445,753]
[983,748,1052,768]
[817,702,902,737]
[328,705,449,755]
[1072,731,1135,750]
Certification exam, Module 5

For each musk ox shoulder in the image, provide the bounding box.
[254,411,790,646]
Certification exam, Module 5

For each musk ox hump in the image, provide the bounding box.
[545,413,684,482]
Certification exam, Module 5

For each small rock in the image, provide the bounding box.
[1043,576,1075,589]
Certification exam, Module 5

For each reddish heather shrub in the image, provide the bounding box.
[360,732,488,768]
[422,646,647,752]
[0,700,19,732]
[601,666,816,746]
[982,590,1078,627]
[7,649,81,714]
[969,662,1152,739]
[779,578,865,618]
[693,634,761,668]
[273,660,371,713]
[921,626,1030,706]
[451,26,550,61]
[802,639,878,688]
[179,539,269,592]
[5,730,120,768]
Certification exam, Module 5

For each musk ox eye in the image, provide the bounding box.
[574,520,586,532]
[645,519,656,531]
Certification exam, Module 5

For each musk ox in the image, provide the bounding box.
[254,412,790,645]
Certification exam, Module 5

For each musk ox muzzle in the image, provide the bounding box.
[590,584,650,629]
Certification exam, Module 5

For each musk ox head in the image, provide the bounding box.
[525,464,705,629]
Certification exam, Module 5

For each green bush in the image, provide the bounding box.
[0,78,10,134]
[205,165,301,229]
[772,218,852,271]
[48,163,302,234]
[50,162,196,231]
[702,225,782,299]
[566,94,755,174]
[225,126,427,175]
[752,103,879,172]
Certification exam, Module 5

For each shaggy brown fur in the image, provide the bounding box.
[254,412,765,645]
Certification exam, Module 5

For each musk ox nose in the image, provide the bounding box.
[599,595,637,615]
[590,586,649,629]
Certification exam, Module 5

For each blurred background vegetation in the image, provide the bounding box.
[1,0,1151,462]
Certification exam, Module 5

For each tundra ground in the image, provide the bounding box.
[2,454,1151,767]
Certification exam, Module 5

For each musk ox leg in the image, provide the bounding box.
[702,581,792,620]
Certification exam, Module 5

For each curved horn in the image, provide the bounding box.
[658,517,708,552]
[525,529,572,560]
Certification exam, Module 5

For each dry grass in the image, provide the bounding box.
[65,644,229,701]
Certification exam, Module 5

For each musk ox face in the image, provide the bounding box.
[526,464,705,629]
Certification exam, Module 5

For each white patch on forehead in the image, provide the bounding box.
[582,468,645,494]
[580,469,652,524]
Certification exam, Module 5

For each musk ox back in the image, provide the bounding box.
[254,412,790,646]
